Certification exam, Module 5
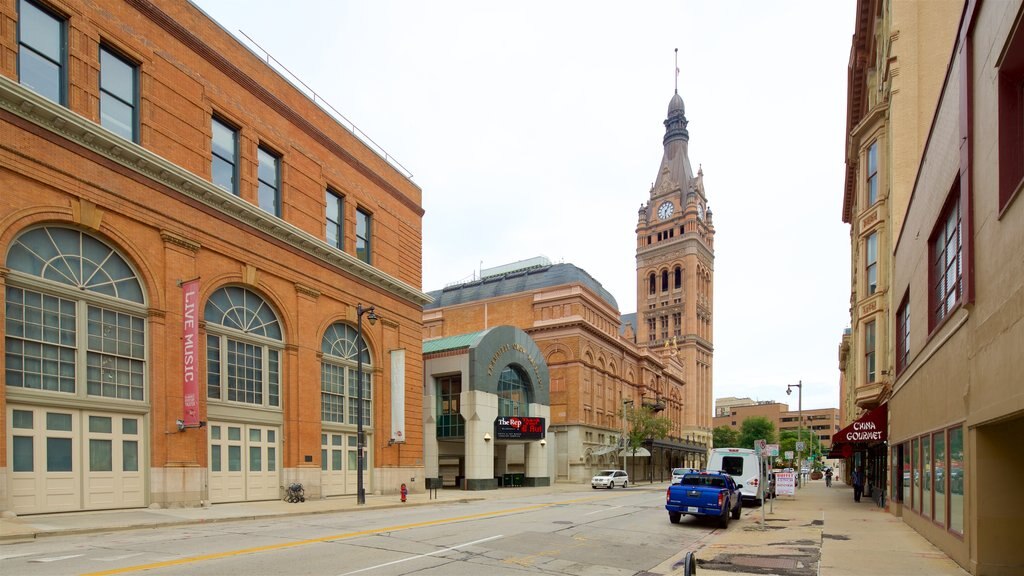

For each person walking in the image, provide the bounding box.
[825,467,833,487]
[852,467,863,502]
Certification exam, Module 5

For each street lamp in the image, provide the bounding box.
[356,303,378,505]
[787,380,803,488]
[622,399,634,472]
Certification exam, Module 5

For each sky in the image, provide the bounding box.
[192,0,855,412]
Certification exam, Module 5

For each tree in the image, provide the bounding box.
[713,425,739,448]
[779,429,824,469]
[738,416,776,450]
[622,404,672,482]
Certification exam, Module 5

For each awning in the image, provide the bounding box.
[590,445,618,456]
[619,447,652,457]
[829,403,887,457]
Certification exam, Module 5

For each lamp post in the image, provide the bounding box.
[356,303,378,505]
[787,380,803,488]
[622,399,634,472]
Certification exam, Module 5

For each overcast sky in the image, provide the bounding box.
[193,0,854,412]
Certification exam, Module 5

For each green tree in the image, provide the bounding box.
[622,404,672,482]
[779,429,824,468]
[713,425,739,448]
[738,416,776,450]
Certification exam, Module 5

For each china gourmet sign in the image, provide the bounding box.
[494,417,545,440]
[834,404,887,444]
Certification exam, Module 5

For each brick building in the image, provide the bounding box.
[1,0,428,514]
[712,399,841,451]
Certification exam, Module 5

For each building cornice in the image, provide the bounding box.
[0,76,431,307]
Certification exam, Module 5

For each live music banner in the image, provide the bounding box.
[182,279,200,427]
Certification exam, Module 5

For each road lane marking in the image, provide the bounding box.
[79,494,613,576]
[30,554,84,563]
[582,505,623,516]
[336,535,502,575]
[94,553,145,562]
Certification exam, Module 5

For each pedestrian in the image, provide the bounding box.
[852,467,863,502]
[825,467,833,487]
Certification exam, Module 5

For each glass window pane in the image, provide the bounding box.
[211,444,221,472]
[210,425,221,440]
[922,435,932,519]
[228,445,241,471]
[347,449,357,471]
[89,415,112,434]
[100,48,133,99]
[268,430,275,443]
[13,436,34,472]
[249,446,261,471]
[46,437,72,472]
[333,450,342,470]
[912,437,919,512]
[259,181,278,215]
[47,412,72,431]
[321,448,328,471]
[123,418,138,435]
[123,440,139,471]
[101,93,134,140]
[267,447,275,471]
[212,155,235,193]
[21,2,62,60]
[949,428,964,534]
[228,426,241,441]
[13,409,33,429]
[934,432,946,527]
[250,428,261,442]
[90,439,112,471]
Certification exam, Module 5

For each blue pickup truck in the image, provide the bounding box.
[665,470,743,528]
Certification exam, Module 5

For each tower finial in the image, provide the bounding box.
[674,48,679,94]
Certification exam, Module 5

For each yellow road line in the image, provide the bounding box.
[80,494,610,576]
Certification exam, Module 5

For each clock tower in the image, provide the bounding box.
[635,87,715,446]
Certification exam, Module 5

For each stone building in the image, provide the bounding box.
[712,400,841,451]
[1,0,428,514]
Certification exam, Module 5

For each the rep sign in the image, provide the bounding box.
[494,416,545,440]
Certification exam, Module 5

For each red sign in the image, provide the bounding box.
[832,403,887,445]
[494,417,545,440]
[182,279,200,427]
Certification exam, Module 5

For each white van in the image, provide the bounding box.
[707,447,767,504]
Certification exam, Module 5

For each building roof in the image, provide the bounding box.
[424,262,619,312]
[422,330,488,354]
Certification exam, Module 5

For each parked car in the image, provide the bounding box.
[671,467,700,485]
[591,469,629,489]
[665,470,742,528]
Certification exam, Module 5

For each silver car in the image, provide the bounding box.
[592,469,629,489]
[671,467,700,485]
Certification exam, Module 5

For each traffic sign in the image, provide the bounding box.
[796,441,806,451]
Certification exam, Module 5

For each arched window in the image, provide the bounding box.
[498,365,531,417]
[5,226,146,400]
[674,266,682,289]
[320,322,372,425]
[661,270,669,292]
[648,272,656,295]
[205,286,282,408]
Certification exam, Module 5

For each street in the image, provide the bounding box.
[0,486,721,576]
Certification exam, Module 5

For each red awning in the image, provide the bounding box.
[829,403,887,457]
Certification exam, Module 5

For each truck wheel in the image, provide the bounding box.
[731,502,741,519]
[669,512,681,524]
[718,506,730,528]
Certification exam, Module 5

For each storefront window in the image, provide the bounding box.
[912,437,919,512]
[902,443,911,505]
[949,427,964,534]
[922,435,931,519]
[498,365,531,417]
[933,431,946,527]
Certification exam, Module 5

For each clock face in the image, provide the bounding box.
[697,204,705,220]
[657,201,674,220]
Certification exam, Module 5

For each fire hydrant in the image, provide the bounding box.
[400,483,407,503]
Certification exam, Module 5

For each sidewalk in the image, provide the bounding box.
[658,478,969,576]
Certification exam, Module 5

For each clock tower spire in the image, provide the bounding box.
[635,79,715,449]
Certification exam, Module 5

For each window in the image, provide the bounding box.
[911,437,920,512]
[257,146,280,216]
[896,293,910,374]
[320,322,372,426]
[647,318,656,342]
[674,266,682,289]
[436,375,463,438]
[326,189,343,249]
[998,20,1024,210]
[866,140,879,205]
[865,232,878,295]
[211,117,238,194]
[497,365,530,417]
[18,0,65,104]
[921,434,931,519]
[205,286,282,408]
[864,320,876,383]
[99,46,137,141]
[930,191,961,328]
[933,431,945,527]
[949,427,964,534]
[5,227,146,401]
[355,208,371,264]
[661,270,669,292]
[648,273,656,295]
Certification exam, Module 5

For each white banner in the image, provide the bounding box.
[776,471,796,496]
[390,349,405,443]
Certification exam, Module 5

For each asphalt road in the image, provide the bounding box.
[0,486,728,576]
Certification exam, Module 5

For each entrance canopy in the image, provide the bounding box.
[829,403,887,457]
[619,447,652,457]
